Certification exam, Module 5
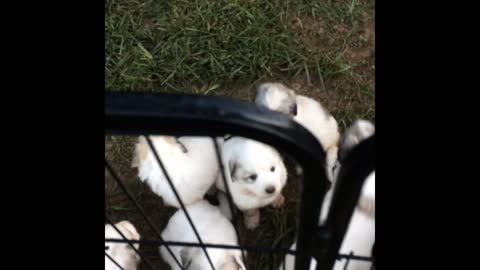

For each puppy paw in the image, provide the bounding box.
[271,194,285,208]
[243,209,260,230]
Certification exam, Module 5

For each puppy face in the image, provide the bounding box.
[105,221,141,270]
[255,83,297,116]
[229,140,287,199]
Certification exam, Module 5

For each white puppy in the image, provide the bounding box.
[132,136,219,208]
[282,120,375,270]
[216,136,288,229]
[327,122,375,268]
[280,171,374,270]
[334,170,375,270]
[255,82,340,182]
[320,119,375,224]
[332,119,375,181]
[105,221,141,270]
[255,83,298,115]
[160,200,246,270]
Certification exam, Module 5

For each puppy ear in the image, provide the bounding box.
[229,159,238,182]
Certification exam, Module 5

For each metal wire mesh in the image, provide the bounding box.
[104,92,375,270]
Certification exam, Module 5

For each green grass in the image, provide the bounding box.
[105,135,136,175]
[105,1,374,269]
[249,207,298,269]
[296,0,367,23]
[105,0,371,94]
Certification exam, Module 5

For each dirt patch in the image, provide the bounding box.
[291,16,331,55]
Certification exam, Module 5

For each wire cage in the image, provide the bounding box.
[105,92,375,270]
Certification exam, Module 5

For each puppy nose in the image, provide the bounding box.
[265,186,276,194]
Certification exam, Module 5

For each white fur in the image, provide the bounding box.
[282,172,375,270]
[333,120,375,180]
[323,119,375,223]
[319,184,334,226]
[279,242,316,270]
[105,221,141,270]
[217,191,233,220]
[160,200,246,270]
[133,136,220,208]
[255,83,340,182]
[216,137,288,211]
[334,171,375,270]
[255,82,297,115]
[295,95,340,181]
[282,119,375,270]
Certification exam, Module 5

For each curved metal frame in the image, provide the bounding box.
[105,92,375,270]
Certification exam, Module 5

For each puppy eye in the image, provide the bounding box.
[249,174,257,181]
[270,166,275,172]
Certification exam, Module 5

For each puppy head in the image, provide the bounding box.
[105,221,141,270]
[229,139,287,199]
[337,120,375,163]
[333,120,374,181]
[255,82,297,116]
